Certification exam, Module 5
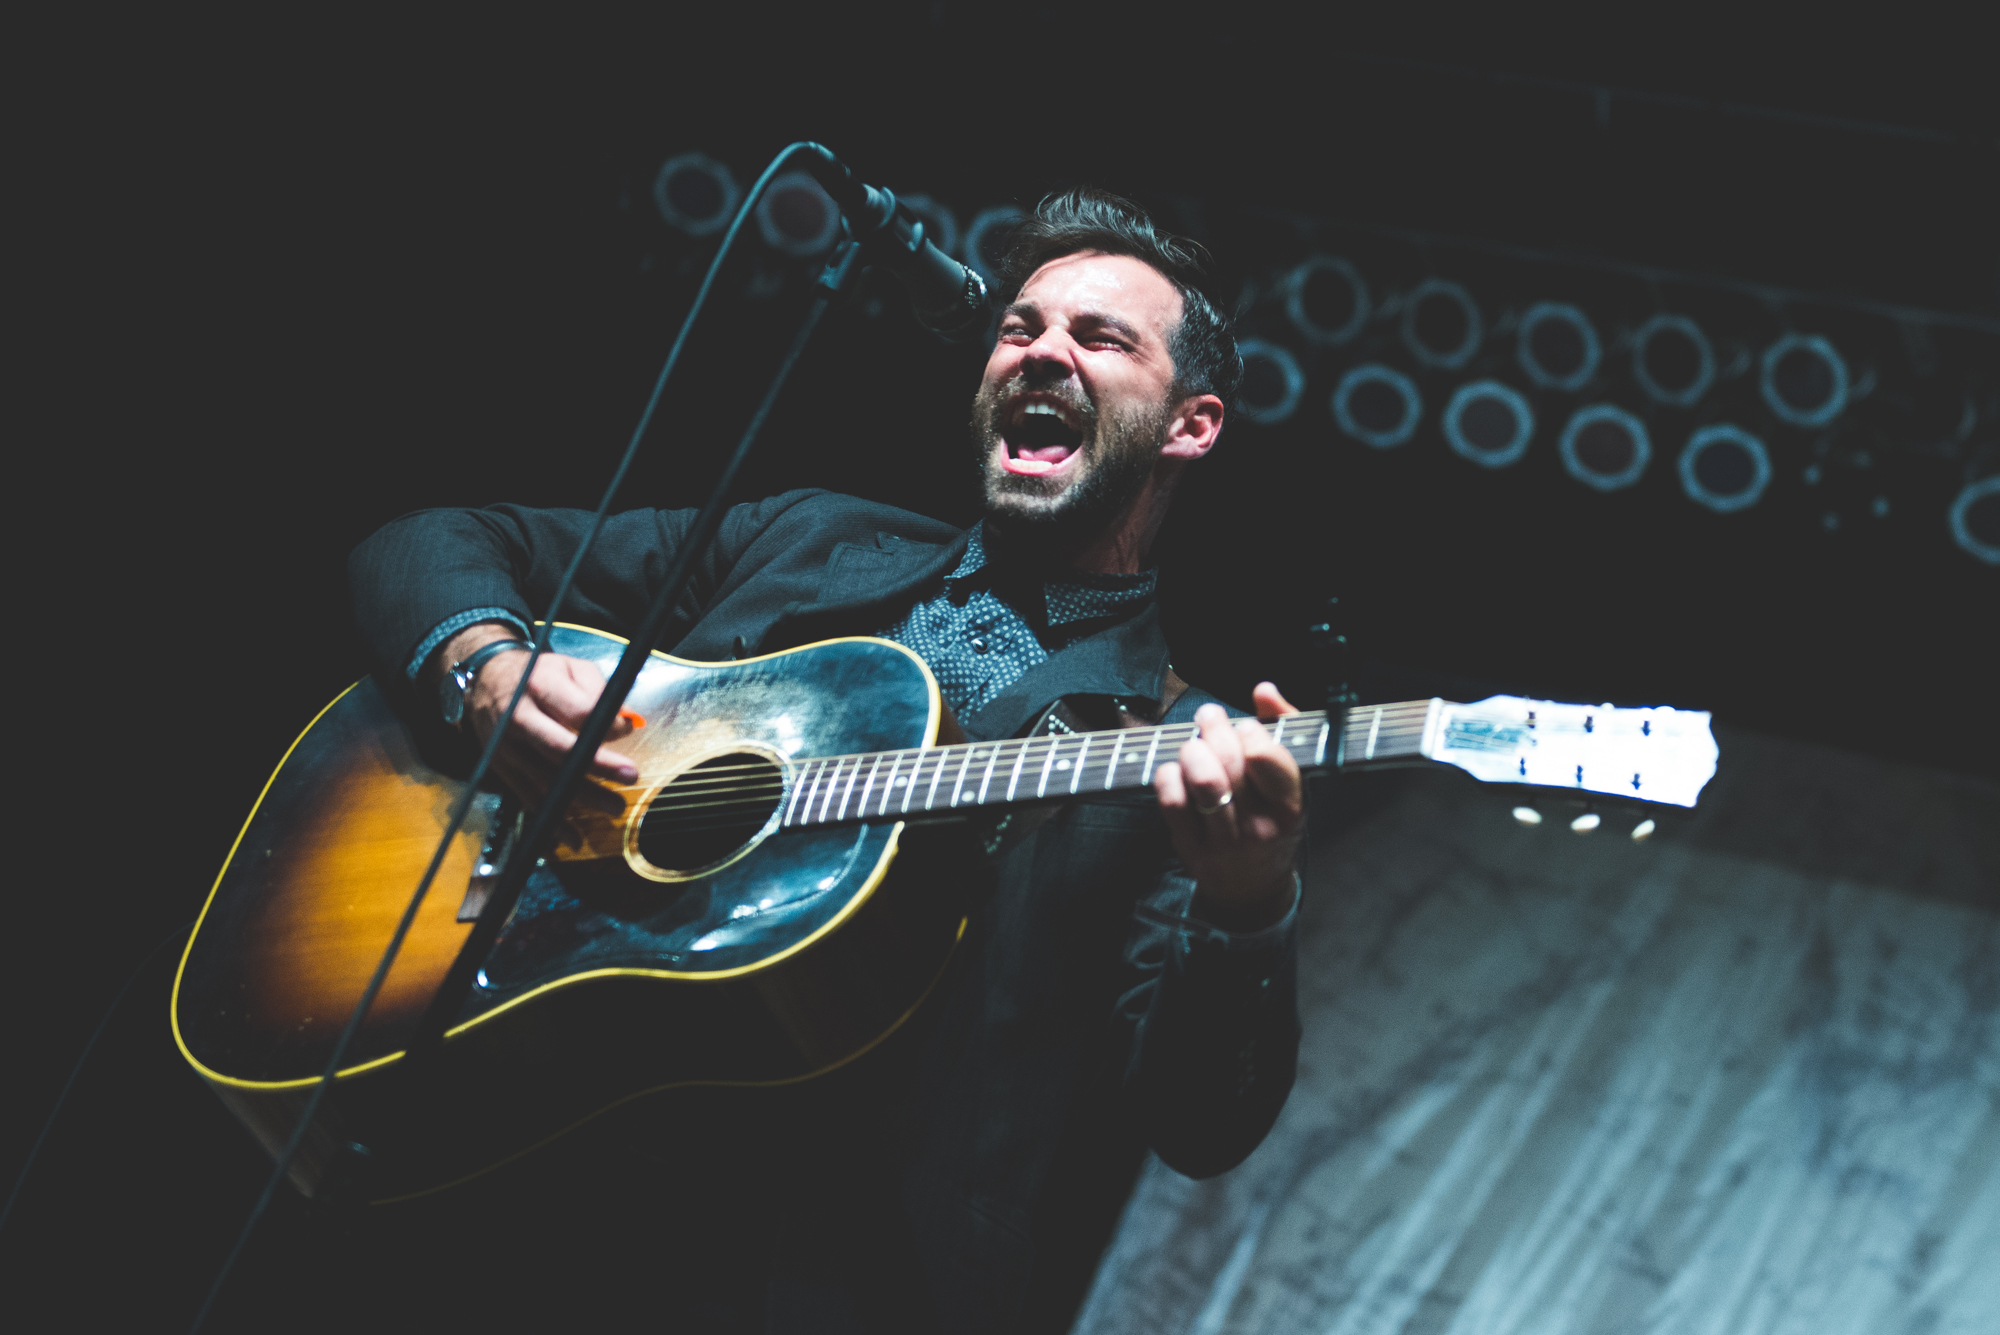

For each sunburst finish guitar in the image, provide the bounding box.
[173,625,1719,1202]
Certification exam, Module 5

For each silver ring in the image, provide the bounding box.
[1195,791,1234,816]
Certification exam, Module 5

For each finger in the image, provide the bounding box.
[1177,735,1240,842]
[1193,703,1246,788]
[503,699,636,783]
[1152,759,1204,851]
[1252,681,1301,722]
[531,657,612,730]
[592,742,640,782]
[1240,743,1305,833]
[535,660,639,776]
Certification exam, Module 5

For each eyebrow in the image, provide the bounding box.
[1002,302,1147,344]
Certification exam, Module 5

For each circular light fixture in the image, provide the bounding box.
[1559,404,1652,492]
[1679,424,1772,513]
[1331,364,1422,449]
[1948,475,2000,565]
[896,194,960,258]
[1400,279,1483,369]
[1284,256,1370,346]
[653,152,740,237]
[1443,380,1535,469]
[1631,314,1715,408]
[1570,812,1601,833]
[1516,302,1602,392]
[1759,333,1850,429]
[1512,806,1544,826]
[1234,340,1305,425]
[962,206,1030,287]
[1630,819,1656,842]
[754,171,839,257]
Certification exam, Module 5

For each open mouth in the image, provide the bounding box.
[1000,394,1086,475]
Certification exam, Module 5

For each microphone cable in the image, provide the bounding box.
[187,141,828,1333]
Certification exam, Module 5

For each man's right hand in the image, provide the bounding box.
[430,624,640,809]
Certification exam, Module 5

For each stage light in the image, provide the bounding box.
[963,206,1029,286]
[1284,256,1370,346]
[1331,364,1422,449]
[653,153,740,237]
[897,194,960,258]
[1235,340,1305,425]
[1559,404,1652,492]
[755,171,839,257]
[1679,424,1772,512]
[1400,279,1483,370]
[1516,302,1601,392]
[1443,380,1535,469]
[1949,475,2000,565]
[1631,314,1716,408]
[1759,333,1850,429]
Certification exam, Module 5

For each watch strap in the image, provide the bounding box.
[442,638,533,726]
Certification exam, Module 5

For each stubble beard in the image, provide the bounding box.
[970,376,1168,556]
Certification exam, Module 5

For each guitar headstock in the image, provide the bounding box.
[1421,695,1718,808]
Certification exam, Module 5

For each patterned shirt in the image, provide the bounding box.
[876,522,1158,721]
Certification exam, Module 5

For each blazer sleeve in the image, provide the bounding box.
[346,489,834,693]
[1115,860,1302,1179]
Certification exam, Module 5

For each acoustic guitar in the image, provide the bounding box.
[172,625,1719,1202]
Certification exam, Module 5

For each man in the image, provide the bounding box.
[349,188,1304,1332]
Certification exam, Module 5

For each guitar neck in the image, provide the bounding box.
[780,700,1438,829]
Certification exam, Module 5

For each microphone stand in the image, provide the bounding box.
[391,235,869,1138]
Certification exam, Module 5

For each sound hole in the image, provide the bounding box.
[636,752,785,874]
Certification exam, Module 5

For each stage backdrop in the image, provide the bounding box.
[1072,727,1999,1335]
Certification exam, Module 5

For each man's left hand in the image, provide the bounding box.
[1154,683,1305,933]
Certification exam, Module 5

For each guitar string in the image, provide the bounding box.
[616,720,1426,803]
[595,707,1431,796]
[612,714,1439,834]
[592,711,1434,818]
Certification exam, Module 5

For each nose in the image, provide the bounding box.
[1019,327,1079,381]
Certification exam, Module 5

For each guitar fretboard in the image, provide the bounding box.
[779,700,1438,828]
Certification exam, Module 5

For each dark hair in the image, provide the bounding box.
[992,187,1242,413]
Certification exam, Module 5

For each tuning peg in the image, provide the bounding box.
[1512,805,1543,826]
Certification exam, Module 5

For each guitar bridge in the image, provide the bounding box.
[458,792,520,922]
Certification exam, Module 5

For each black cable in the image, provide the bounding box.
[1,921,194,1235]
[185,141,826,1334]
[399,241,860,1071]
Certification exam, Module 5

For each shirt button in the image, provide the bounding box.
[971,637,988,654]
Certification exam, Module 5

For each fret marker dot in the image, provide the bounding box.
[894,777,907,786]
[1056,759,1071,770]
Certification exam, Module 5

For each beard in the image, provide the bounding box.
[969,374,1168,558]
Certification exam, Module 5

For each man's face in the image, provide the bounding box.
[971,251,1184,542]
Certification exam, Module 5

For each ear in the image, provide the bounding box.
[1160,393,1225,462]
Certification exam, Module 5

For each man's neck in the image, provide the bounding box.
[983,475,1174,579]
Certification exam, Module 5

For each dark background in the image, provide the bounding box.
[10,8,1997,1329]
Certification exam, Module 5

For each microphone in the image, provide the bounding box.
[799,144,990,340]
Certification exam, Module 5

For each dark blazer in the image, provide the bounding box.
[349,489,1301,1332]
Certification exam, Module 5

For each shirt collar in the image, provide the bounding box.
[947,521,1158,629]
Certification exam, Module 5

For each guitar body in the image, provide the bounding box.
[172,628,971,1202]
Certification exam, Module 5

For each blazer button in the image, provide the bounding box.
[971,637,989,654]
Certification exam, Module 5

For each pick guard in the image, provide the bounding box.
[472,628,932,993]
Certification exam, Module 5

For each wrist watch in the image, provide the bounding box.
[440,639,533,728]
